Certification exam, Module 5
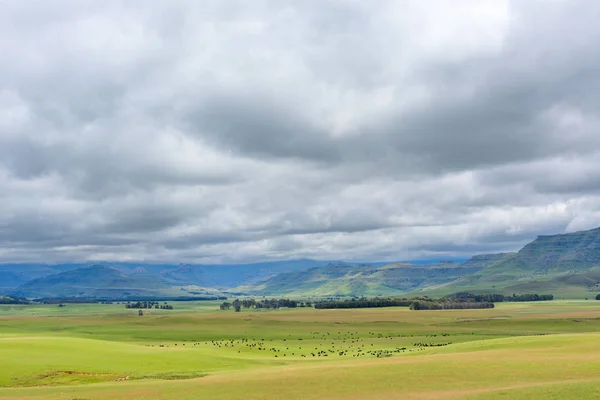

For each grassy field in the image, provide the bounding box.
[1,300,599,399]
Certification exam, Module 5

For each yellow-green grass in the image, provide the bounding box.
[1,301,600,399]
[1,333,599,399]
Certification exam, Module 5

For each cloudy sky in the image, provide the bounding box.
[1,0,599,264]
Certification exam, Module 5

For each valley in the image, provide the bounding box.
[5,227,600,299]
[1,300,599,399]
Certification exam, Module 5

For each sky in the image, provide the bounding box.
[1,0,600,264]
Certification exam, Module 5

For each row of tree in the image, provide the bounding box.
[125,301,173,309]
[314,297,415,309]
[409,301,494,310]
[312,292,554,310]
[220,298,313,311]
[445,292,554,302]
[314,297,496,311]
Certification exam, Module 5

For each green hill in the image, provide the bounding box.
[12,265,173,299]
[492,227,600,273]
[8,227,600,299]
[239,227,600,298]
[421,227,600,297]
[460,252,516,268]
[157,260,328,288]
[0,260,334,294]
[239,258,508,296]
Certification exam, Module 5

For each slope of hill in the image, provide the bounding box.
[494,227,600,273]
[0,260,337,293]
[0,264,88,294]
[11,265,173,298]
[460,253,515,268]
[239,261,490,296]
[157,260,334,288]
[6,227,600,299]
[422,228,600,297]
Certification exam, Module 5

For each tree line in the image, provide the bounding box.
[445,292,554,302]
[314,297,415,309]
[220,298,312,311]
[312,292,554,311]
[409,301,494,310]
[314,297,494,311]
[125,301,173,309]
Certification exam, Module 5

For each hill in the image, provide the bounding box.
[0,260,339,294]
[0,264,88,293]
[238,258,508,296]
[6,227,600,299]
[11,265,173,299]
[239,227,600,297]
[422,227,600,297]
[157,259,333,288]
[460,252,516,268]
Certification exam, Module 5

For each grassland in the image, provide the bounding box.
[1,300,599,399]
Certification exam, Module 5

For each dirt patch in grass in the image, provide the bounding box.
[10,370,210,388]
[131,371,208,381]
[12,370,119,387]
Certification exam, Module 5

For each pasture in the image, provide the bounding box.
[0,300,599,399]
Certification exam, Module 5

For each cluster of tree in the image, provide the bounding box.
[314,297,415,309]
[505,293,554,301]
[409,301,494,310]
[444,293,506,303]
[220,298,312,312]
[596,294,600,300]
[125,301,173,309]
[310,292,555,311]
[35,298,101,304]
[0,296,30,304]
[121,296,226,301]
[446,292,554,303]
[34,296,225,304]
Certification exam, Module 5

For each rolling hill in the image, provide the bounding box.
[6,227,600,299]
[11,265,174,298]
[0,260,392,297]
[0,264,89,293]
[421,227,600,297]
[0,260,339,295]
[238,228,600,297]
[238,256,512,296]
[156,260,334,288]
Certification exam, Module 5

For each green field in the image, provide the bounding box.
[1,301,600,399]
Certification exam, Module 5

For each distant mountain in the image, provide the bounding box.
[5,227,600,299]
[460,253,516,268]
[158,260,332,288]
[0,259,337,294]
[12,265,173,298]
[423,228,600,297]
[0,259,383,295]
[492,227,600,274]
[0,264,87,293]
[238,260,492,296]
[238,227,600,298]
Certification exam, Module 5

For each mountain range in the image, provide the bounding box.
[3,227,600,299]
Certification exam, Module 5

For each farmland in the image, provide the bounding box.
[1,300,600,399]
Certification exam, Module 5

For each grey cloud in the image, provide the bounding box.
[0,0,600,264]
[188,91,338,163]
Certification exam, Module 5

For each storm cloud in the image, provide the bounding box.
[1,0,600,263]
